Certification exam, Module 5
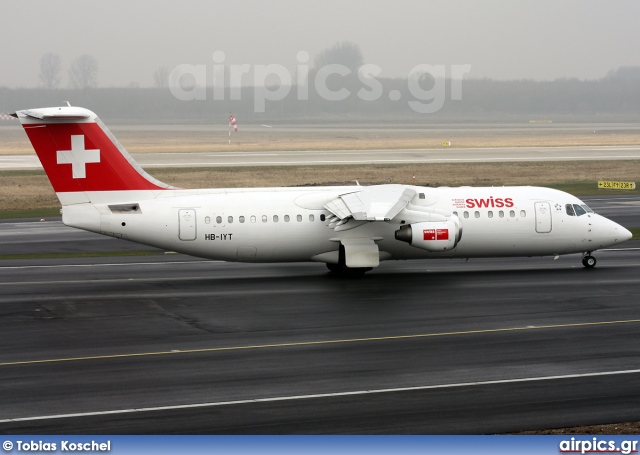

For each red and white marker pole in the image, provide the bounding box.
[229,114,237,144]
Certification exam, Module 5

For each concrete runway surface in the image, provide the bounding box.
[2,145,640,170]
[0,196,638,434]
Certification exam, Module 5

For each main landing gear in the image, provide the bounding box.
[582,253,597,268]
[326,245,372,277]
[326,261,371,277]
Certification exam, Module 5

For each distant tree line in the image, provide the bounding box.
[4,46,639,122]
[4,73,639,123]
[38,52,98,89]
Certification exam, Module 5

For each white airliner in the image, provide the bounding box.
[13,106,632,275]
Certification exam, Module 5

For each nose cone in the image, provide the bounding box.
[610,220,633,244]
[592,214,633,248]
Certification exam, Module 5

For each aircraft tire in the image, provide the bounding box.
[326,262,370,277]
[343,267,370,278]
[582,255,596,268]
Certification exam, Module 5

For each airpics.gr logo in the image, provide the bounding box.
[559,437,638,455]
[168,51,472,114]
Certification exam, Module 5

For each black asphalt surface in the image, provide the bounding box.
[0,195,638,434]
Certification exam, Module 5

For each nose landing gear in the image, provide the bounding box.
[582,253,596,268]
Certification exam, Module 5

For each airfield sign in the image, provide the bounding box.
[598,181,636,190]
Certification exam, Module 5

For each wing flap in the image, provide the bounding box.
[324,185,416,222]
[324,197,352,220]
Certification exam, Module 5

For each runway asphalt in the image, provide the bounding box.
[2,145,640,170]
[0,196,638,434]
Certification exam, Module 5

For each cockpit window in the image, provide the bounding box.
[565,204,575,216]
[582,204,594,214]
[573,204,587,216]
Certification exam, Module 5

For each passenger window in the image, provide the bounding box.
[297,215,302,222]
[453,211,458,217]
[565,204,575,216]
[216,216,222,224]
[239,216,245,223]
[463,211,469,219]
[474,211,480,218]
[262,215,267,223]
[228,216,233,223]
[320,214,326,221]
[510,210,515,218]
[520,210,526,218]
[250,215,256,223]
[499,211,504,218]
[309,214,315,222]
[419,193,425,199]
[205,216,211,224]
[284,215,290,222]
[273,215,279,222]
[573,204,587,216]
[488,211,493,218]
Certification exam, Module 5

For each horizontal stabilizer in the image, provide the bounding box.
[23,108,90,120]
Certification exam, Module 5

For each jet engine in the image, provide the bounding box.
[394,217,462,252]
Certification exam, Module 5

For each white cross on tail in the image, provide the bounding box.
[56,135,100,179]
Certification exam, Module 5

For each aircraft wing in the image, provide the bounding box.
[324,184,416,222]
[322,185,416,268]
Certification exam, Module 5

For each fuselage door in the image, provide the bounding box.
[535,202,552,233]
[178,209,197,240]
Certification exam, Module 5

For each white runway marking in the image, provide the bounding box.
[2,368,640,423]
[210,153,280,157]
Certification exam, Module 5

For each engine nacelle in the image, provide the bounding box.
[395,218,461,252]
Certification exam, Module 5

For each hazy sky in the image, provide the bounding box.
[2,0,639,88]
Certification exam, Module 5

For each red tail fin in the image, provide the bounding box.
[16,107,172,196]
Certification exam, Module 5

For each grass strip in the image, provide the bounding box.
[550,182,640,196]
[0,208,61,219]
